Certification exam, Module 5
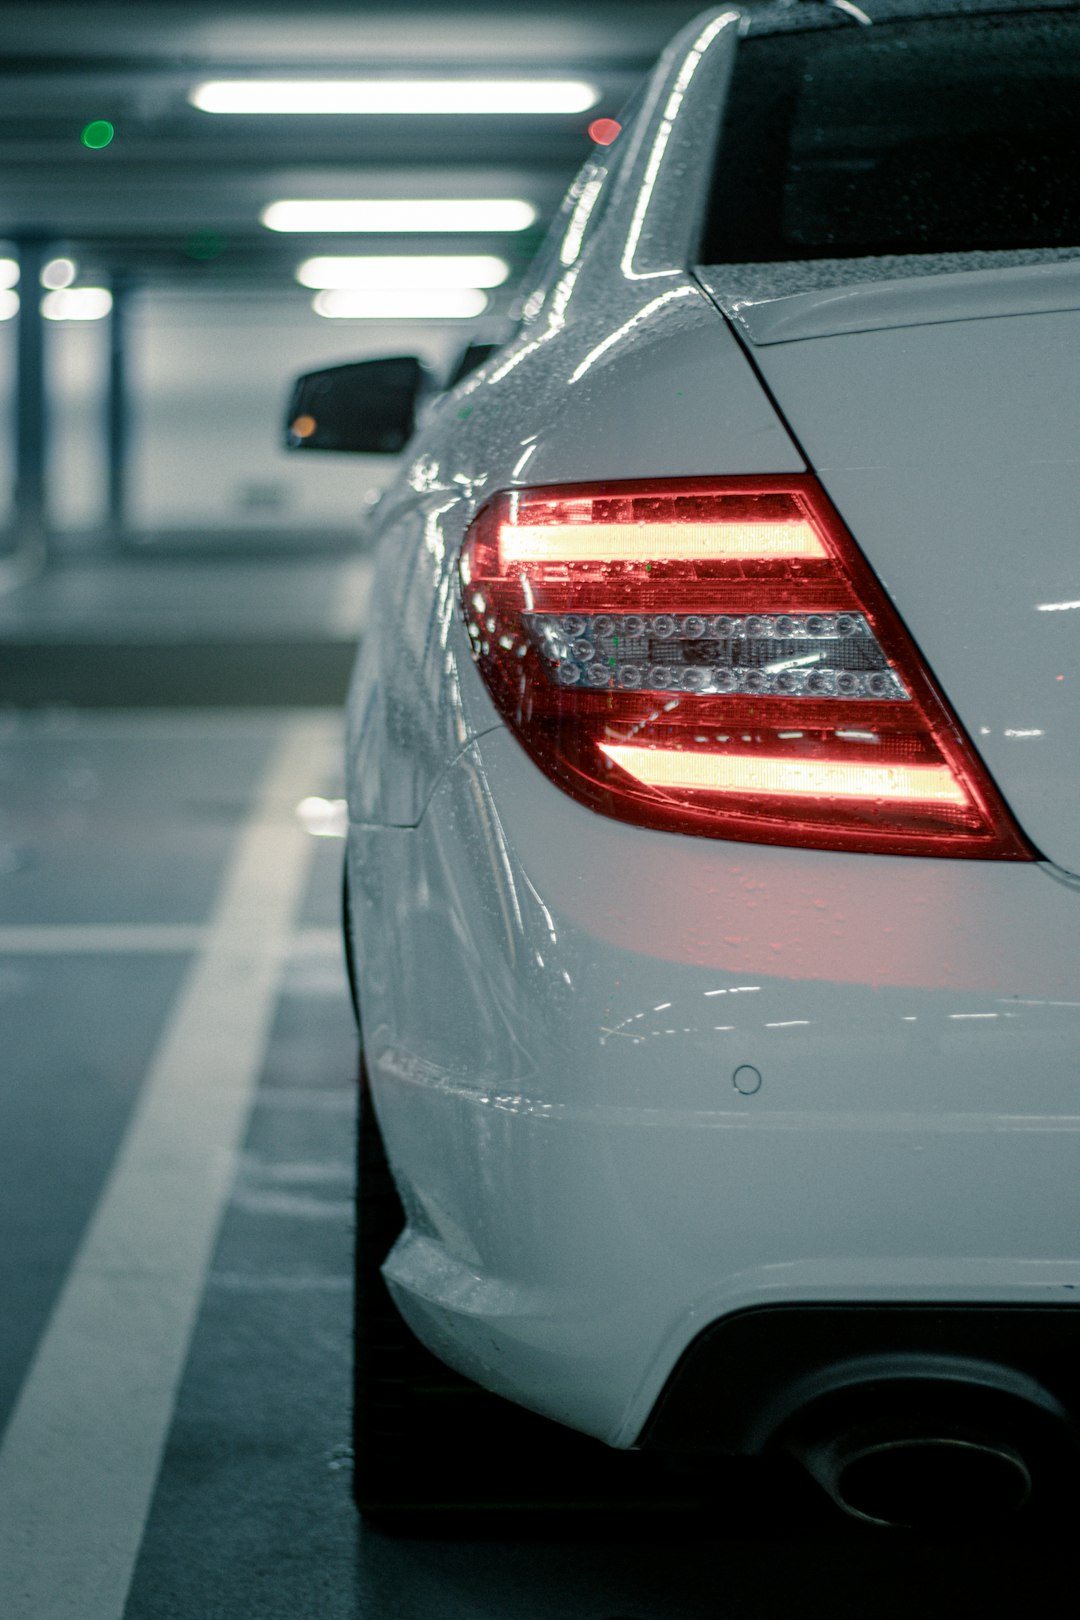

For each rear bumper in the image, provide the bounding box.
[347,726,1080,1449]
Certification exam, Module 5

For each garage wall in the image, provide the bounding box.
[126,292,461,536]
[1,291,466,540]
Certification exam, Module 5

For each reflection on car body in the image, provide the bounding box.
[289,0,1080,1530]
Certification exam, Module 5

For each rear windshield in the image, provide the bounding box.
[701,9,1080,262]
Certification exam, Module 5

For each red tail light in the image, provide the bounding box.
[459,476,1035,858]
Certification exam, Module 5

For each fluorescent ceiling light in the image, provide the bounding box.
[0,289,19,320]
[191,79,599,115]
[263,199,536,234]
[297,254,509,290]
[312,288,487,320]
[0,258,18,289]
[41,287,113,322]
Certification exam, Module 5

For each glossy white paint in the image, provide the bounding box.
[722,291,1080,873]
[344,7,792,826]
[340,4,1080,1451]
[705,257,1080,346]
[349,729,1080,1445]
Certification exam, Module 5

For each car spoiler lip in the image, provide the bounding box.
[696,257,1080,345]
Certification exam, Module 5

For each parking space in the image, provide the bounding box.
[0,708,1069,1619]
[123,924,360,1620]
[0,709,351,1616]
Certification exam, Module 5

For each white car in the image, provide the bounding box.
[289,0,1080,1530]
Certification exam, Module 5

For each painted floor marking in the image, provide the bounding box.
[0,924,207,953]
[0,714,338,1620]
[0,923,343,955]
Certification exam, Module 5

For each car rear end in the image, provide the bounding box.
[347,0,1080,1525]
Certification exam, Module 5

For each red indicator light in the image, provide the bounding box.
[588,117,621,146]
[459,476,1035,859]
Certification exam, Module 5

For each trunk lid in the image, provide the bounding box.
[698,260,1080,875]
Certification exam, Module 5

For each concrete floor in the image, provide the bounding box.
[0,552,371,705]
[0,555,1071,1618]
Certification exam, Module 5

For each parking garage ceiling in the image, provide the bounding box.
[0,1,707,299]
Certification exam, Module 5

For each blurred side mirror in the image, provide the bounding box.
[284,356,429,453]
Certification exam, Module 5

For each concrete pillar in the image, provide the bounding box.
[14,239,48,546]
[107,271,130,538]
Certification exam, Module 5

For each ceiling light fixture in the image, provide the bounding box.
[296,254,509,290]
[190,80,599,115]
[41,287,113,322]
[263,199,536,234]
[312,288,488,320]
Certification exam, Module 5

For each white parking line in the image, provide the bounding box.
[0,925,208,953]
[0,714,338,1620]
[0,924,343,955]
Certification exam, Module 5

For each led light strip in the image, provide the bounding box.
[192,81,600,115]
[600,745,969,805]
[523,608,909,700]
[499,521,826,563]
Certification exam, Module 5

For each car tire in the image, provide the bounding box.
[351,1052,755,1533]
[354,1052,523,1530]
[353,1053,444,1518]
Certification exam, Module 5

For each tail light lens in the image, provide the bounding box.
[459,476,1035,858]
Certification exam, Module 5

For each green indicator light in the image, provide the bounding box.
[81,120,115,149]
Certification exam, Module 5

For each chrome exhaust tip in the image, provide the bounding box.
[774,1357,1071,1530]
[790,1426,1032,1529]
